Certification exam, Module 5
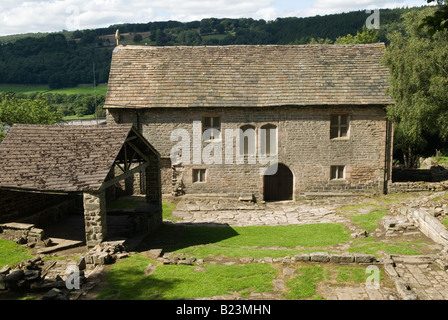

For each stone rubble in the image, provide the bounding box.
[0,240,130,300]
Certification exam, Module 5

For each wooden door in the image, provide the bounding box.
[264,164,293,201]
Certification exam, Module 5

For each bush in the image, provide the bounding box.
[133,34,143,42]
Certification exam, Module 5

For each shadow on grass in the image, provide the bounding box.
[96,254,178,300]
[136,222,239,253]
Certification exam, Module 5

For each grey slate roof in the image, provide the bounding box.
[104,44,394,109]
[0,124,139,193]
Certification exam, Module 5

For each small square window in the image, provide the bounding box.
[331,166,345,180]
[193,169,207,183]
[330,114,349,139]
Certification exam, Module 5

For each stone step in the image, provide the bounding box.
[38,238,84,254]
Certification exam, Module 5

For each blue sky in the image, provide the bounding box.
[0,0,427,36]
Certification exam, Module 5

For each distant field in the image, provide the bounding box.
[0,84,108,96]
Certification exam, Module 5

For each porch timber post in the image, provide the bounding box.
[83,191,107,248]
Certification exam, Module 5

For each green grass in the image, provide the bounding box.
[201,34,229,41]
[178,245,330,259]
[151,223,350,260]
[443,217,448,228]
[348,238,423,257]
[178,223,351,249]
[338,203,381,212]
[162,202,179,221]
[0,239,33,267]
[0,84,108,96]
[62,114,97,120]
[97,254,277,300]
[0,84,49,94]
[285,267,324,300]
[335,266,376,283]
[352,209,388,232]
[435,156,448,164]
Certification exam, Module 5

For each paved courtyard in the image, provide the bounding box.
[172,195,362,230]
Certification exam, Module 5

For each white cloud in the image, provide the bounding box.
[0,0,276,36]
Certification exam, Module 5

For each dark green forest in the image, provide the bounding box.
[0,7,422,89]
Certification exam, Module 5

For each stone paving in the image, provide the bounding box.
[320,284,399,300]
[172,196,362,231]
[392,255,448,300]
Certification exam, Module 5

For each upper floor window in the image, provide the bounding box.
[260,124,277,156]
[330,114,349,139]
[202,116,221,141]
[239,125,256,156]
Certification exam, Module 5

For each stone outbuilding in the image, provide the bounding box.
[0,124,161,248]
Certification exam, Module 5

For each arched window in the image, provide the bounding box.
[239,125,256,156]
[260,124,277,156]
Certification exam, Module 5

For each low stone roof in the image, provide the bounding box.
[104,44,394,109]
[0,124,156,193]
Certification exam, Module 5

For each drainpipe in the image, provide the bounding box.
[384,117,394,194]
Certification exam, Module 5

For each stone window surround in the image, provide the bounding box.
[330,113,350,140]
[192,168,207,183]
[233,123,279,157]
[330,165,346,181]
[202,116,221,141]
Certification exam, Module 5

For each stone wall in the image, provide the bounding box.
[396,206,448,247]
[107,105,389,200]
[0,222,47,247]
[388,181,448,194]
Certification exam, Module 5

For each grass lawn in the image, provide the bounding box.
[162,202,179,221]
[351,209,388,232]
[97,254,277,300]
[0,84,108,96]
[97,254,387,300]
[62,114,98,120]
[180,223,351,248]
[152,223,352,259]
[348,238,424,257]
[0,239,33,268]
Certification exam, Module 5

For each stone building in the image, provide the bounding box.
[104,44,394,201]
[0,124,161,247]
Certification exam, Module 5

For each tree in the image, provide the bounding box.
[334,26,379,44]
[0,94,63,140]
[308,37,333,44]
[133,34,143,43]
[421,0,448,34]
[155,29,167,46]
[383,7,448,167]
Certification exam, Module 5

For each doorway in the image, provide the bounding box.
[263,163,293,201]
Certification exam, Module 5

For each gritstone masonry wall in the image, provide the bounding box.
[106,105,389,200]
